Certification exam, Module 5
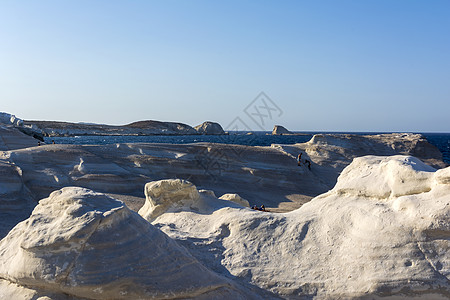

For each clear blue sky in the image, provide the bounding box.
[1,1,449,132]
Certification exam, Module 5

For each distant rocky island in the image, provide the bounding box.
[24,119,225,137]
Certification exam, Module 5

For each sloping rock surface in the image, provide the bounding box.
[149,156,450,299]
[0,187,256,299]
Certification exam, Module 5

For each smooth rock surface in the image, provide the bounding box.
[0,187,258,299]
[150,156,450,299]
[0,125,41,151]
[0,112,23,127]
[1,112,44,141]
[219,193,249,207]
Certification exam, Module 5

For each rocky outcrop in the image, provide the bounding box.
[24,120,198,137]
[0,128,449,298]
[139,179,200,221]
[194,121,225,135]
[0,187,255,299]
[0,132,446,220]
[150,156,450,299]
[219,193,249,207]
[0,157,36,238]
[0,112,44,141]
[0,125,41,151]
[271,125,292,135]
[272,133,447,195]
[0,112,23,127]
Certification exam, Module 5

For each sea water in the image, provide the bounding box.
[44,132,450,165]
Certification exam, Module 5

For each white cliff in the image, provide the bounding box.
[0,128,449,298]
[0,132,445,231]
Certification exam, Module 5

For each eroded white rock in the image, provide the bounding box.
[139,179,200,221]
[219,193,250,207]
[0,187,252,299]
[150,156,450,299]
[271,125,292,135]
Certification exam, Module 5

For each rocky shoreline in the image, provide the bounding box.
[0,115,449,299]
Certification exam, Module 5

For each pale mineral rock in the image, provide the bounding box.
[149,156,450,299]
[0,112,44,141]
[0,126,449,299]
[219,193,250,207]
[194,121,225,135]
[0,112,23,127]
[0,187,257,299]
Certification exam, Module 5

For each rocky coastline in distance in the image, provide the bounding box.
[24,119,226,137]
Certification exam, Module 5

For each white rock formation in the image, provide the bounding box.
[139,179,200,221]
[148,156,450,299]
[0,112,44,141]
[0,125,41,151]
[138,179,254,224]
[25,120,198,137]
[0,187,257,299]
[194,121,225,135]
[219,193,249,207]
[0,157,36,238]
[0,112,23,127]
[271,125,292,135]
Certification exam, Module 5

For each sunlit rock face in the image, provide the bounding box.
[194,121,225,135]
[148,156,450,299]
[0,187,255,299]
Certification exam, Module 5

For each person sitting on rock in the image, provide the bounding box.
[261,205,266,211]
[297,153,302,166]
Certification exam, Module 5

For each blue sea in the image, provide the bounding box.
[45,132,450,165]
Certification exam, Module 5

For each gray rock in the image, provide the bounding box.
[0,187,257,299]
[194,121,225,135]
[23,120,198,136]
[272,125,292,135]
[0,112,44,141]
